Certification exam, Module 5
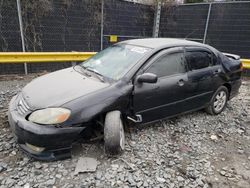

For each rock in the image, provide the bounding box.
[5,178,15,186]
[237,129,245,134]
[136,181,143,187]
[220,170,226,176]
[111,164,119,170]
[35,163,42,169]
[74,157,98,175]
[156,177,166,183]
[0,162,7,173]
[210,135,218,141]
[163,173,171,179]
[169,161,175,167]
[24,183,30,188]
[237,180,249,188]
[238,149,244,154]
[46,178,56,185]
[177,176,185,182]
[96,172,102,180]
[128,176,135,184]
[64,184,74,188]
[143,181,149,187]
[56,174,62,179]
[18,181,25,186]
[0,166,5,173]
[196,178,204,186]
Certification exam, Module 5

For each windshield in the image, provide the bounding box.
[81,44,151,80]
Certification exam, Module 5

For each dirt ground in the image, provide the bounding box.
[0,74,250,188]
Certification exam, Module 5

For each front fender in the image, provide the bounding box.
[61,82,133,125]
[78,96,125,122]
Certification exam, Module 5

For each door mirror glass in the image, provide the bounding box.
[137,73,158,83]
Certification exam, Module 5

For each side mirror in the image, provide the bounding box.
[137,73,158,84]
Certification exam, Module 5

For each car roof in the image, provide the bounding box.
[119,38,209,49]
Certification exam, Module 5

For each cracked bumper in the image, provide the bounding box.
[8,95,85,161]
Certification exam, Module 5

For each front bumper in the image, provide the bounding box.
[8,95,85,161]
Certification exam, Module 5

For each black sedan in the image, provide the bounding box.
[8,38,242,161]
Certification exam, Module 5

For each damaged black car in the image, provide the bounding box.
[8,38,242,161]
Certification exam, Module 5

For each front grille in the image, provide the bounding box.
[17,95,31,115]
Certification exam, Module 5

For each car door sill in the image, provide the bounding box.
[137,105,207,125]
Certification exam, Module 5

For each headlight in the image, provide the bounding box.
[28,108,71,125]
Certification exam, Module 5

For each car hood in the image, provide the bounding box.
[22,67,110,109]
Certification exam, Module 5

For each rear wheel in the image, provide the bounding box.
[205,86,228,115]
[104,111,125,155]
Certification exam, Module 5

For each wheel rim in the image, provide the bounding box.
[119,120,125,150]
[213,90,227,113]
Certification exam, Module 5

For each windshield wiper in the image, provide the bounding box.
[84,66,105,82]
[74,65,92,77]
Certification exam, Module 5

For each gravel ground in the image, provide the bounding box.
[0,74,250,188]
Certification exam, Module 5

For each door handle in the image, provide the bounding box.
[177,79,185,86]
[213,68,221,75]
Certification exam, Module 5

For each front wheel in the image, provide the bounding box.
[104,111,125,155]
[205,86,229,115]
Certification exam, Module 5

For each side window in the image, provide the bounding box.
[146,52,186,78]
[186,51,211,70]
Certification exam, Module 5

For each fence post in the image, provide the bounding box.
[153,0,162,38]
[203,3,212,44]
[100,0,104,50]
[16,0,27,74]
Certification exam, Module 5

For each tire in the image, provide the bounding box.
[205,86,229,115]
[104,111,125,155]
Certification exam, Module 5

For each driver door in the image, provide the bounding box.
[133,47,190,123]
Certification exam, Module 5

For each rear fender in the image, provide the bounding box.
[222,52,240,60]
[220,53,242,76]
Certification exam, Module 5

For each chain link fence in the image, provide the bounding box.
[206,2,250,58]
[159,1,250,59]
[21,0,101,74]
[0,0,24,74]
[103,0,154,48]
[159,3,209,42]
[0,0,250,74]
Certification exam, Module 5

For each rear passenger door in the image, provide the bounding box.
[184,47,214,109]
